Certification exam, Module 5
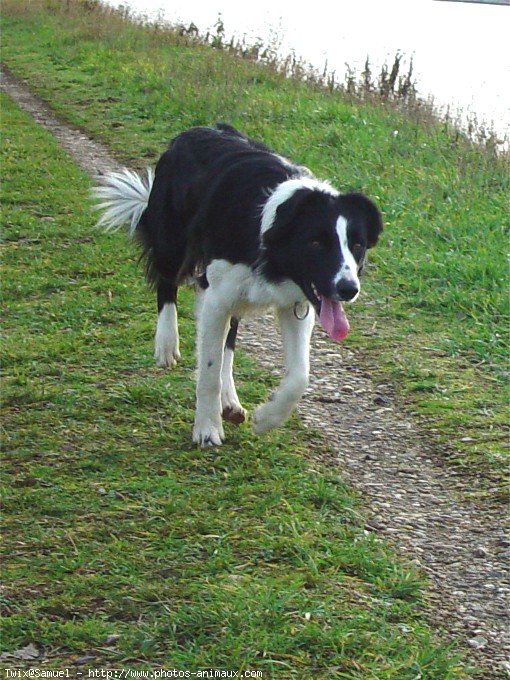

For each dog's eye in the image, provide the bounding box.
[351,243,364,259]
[310,231,331,249]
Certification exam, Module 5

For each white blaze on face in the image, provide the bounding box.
[334,215,360,300]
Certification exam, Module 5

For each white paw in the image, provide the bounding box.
[154,341,181,368]
[154,303,180,368]
[192,417,225,448]
[252,401,289,434]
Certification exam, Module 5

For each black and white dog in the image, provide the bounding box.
[93,124,382,446]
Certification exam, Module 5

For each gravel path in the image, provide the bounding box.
[2,64,508,678]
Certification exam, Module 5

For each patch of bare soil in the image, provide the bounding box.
[2,64,508,678]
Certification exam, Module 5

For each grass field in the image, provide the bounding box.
[0,93,465,675]
[1,1,508,489]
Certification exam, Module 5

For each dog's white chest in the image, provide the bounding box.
[205,259,305,317]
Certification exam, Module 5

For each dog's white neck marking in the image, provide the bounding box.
[260,177,339,235]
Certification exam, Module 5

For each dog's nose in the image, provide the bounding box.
[335,280,359,301]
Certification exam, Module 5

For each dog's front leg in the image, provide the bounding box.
[252,305,315,434]
[193,290,231,447]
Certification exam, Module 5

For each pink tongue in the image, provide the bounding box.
[319,297,350,342]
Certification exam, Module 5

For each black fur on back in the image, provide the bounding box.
[135,124,303,288]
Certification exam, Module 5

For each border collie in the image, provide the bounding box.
[93,124,382,446]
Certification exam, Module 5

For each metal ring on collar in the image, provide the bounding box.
[293,302,310,320]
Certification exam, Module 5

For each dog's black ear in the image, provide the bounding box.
[337,192,383,248]
[263,188,316,245]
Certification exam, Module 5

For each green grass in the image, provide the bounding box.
[1,0,508,489]
[1,94,465,676]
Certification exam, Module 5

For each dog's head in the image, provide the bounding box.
[261,179,382,341]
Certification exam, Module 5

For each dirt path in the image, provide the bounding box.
[2,65,509,678]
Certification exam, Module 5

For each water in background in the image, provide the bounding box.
[104,0,509,142]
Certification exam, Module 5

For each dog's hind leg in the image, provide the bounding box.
[252,305,314,434]
[150,214,187,369]
[136,170,187,369]
[154,281,181,368]
[221,317,246,424]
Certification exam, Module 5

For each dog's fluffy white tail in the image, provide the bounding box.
[91,167,154,237]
